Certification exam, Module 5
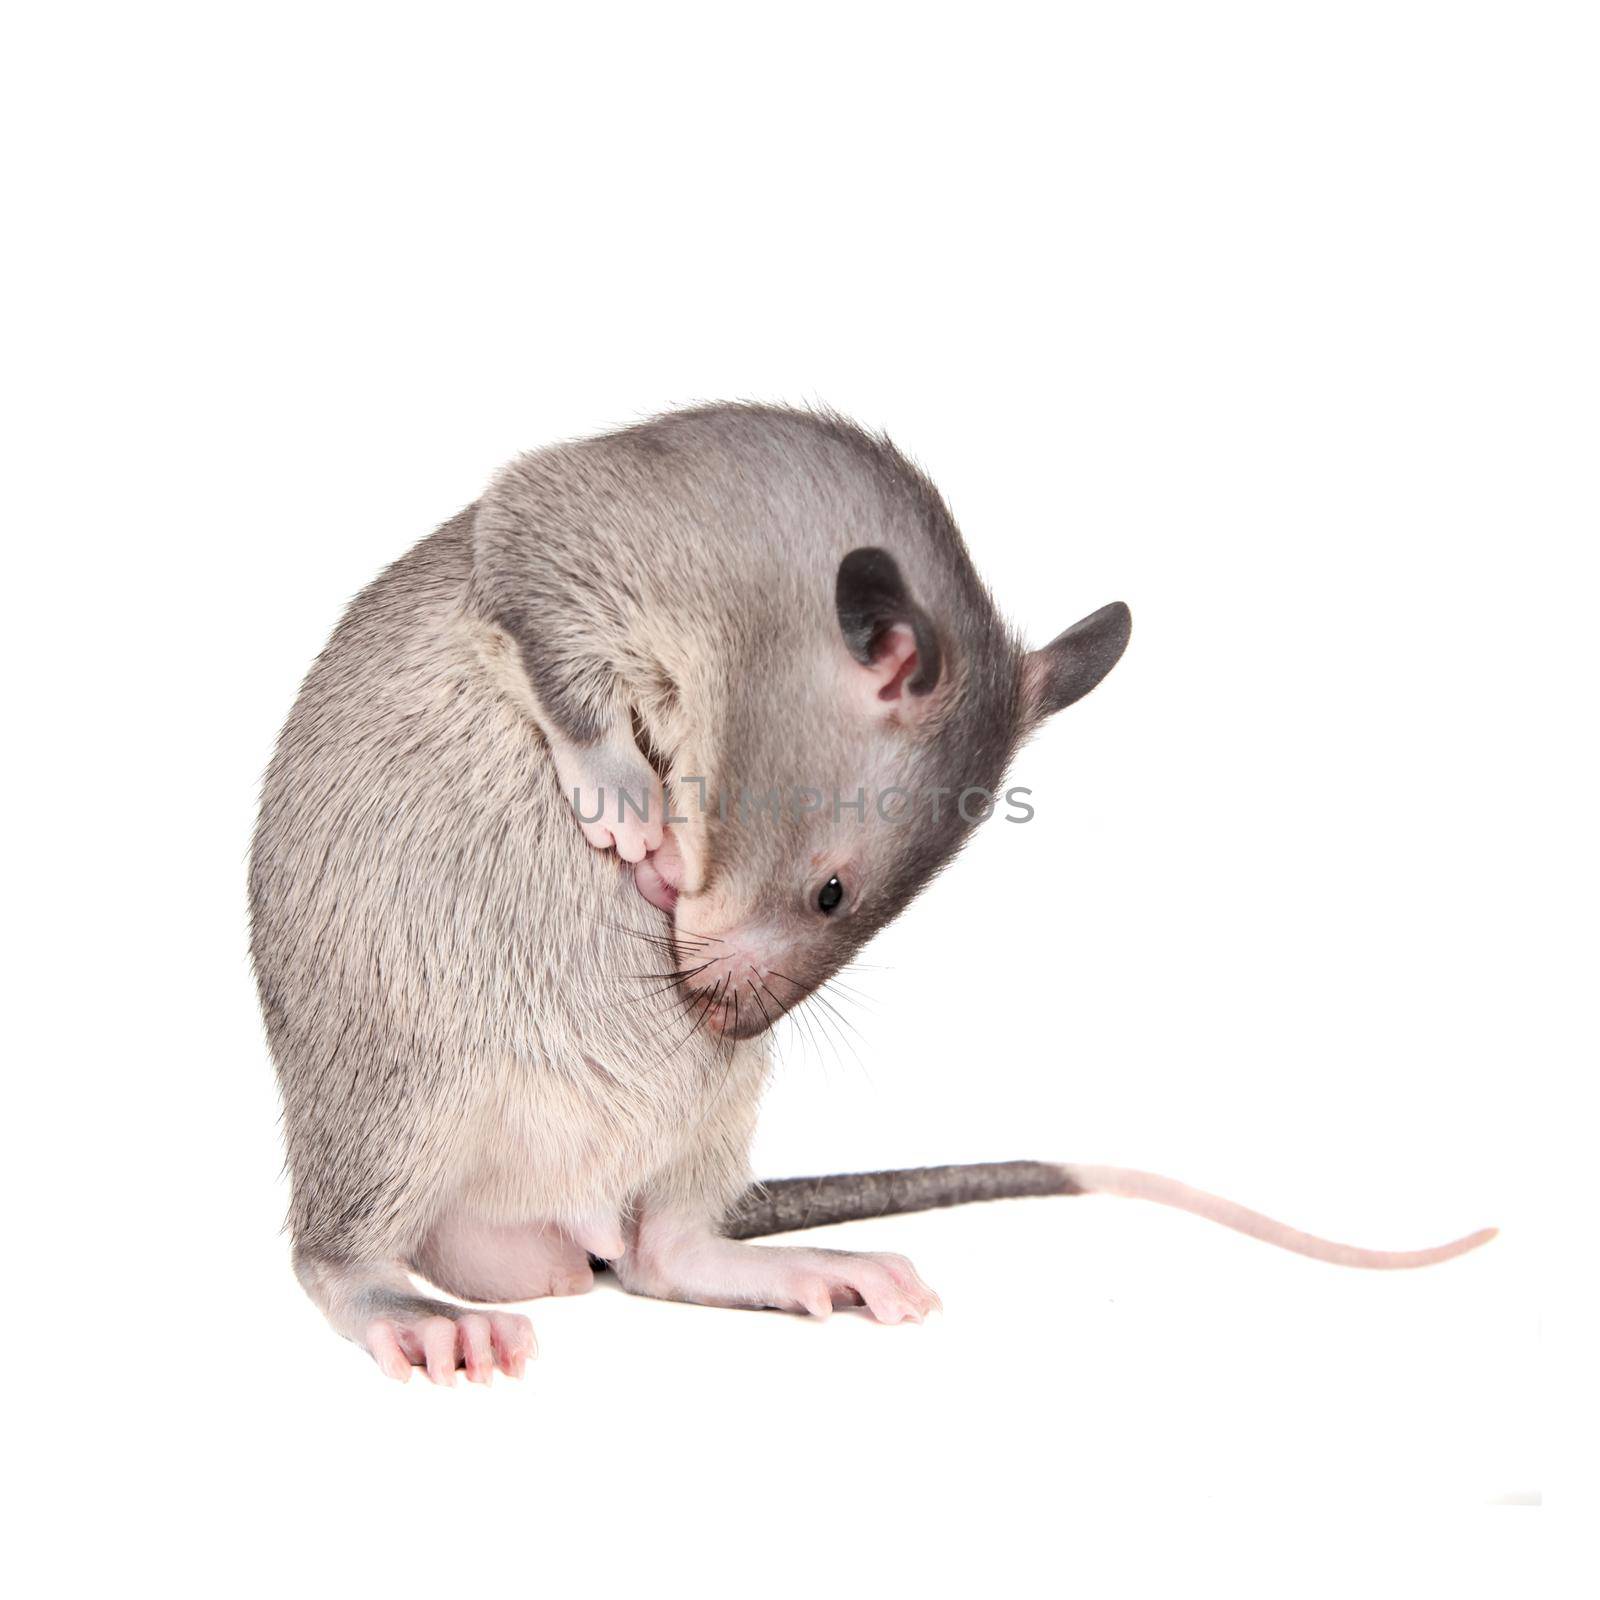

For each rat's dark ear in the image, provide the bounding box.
[1024,601,1132,721]
[835,547,942,717]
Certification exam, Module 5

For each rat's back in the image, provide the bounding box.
[249,508,718,1264]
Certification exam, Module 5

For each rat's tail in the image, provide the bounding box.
[723,1160,1496,1269]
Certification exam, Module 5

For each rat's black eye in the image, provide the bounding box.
[817,876,844,914]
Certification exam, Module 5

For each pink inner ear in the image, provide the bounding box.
[872,624,920,702]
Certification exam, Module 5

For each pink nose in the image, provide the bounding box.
[687,965,776,1038]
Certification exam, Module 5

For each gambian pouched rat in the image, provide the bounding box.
[249,403,1494,1384]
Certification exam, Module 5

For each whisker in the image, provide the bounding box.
[626,958,717,986]
[765,974,824,1065]
[658,979,721,1061]
[746,976,777,1035]
[763,969,864,1072]
[763,969,864,1036]
[805,990,859,1066]
[624,970,716,1004]
[815,971,875,1007]
[598,916,721,953]
[808,983,864,1043]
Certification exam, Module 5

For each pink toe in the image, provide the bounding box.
[801,1285,833,1319]
[459,1315,493,1384]
[421,1317,458,1385]
[490,1313,535,1377]
[366,1321,412,1382]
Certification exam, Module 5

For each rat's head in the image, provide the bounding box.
[664,543,1131,1039]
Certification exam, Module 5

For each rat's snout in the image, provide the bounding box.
[671,891,803,1040]
[680,952,790,1039]
[675,935,794,1039]
[633,836,811,1039]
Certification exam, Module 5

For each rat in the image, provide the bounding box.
[250,403,1494,1384]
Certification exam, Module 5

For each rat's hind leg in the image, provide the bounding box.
[613,1203,940,1324]
[605,1062,937,1321]
[410,1210,598,1304]
[294,1250,536,1385]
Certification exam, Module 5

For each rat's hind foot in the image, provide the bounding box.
[744,1245,939,1322]
[363,1303,536,1386]
[617,1216,940,1323]
[295,1249,537,1384]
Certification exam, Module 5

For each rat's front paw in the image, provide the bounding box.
[553,742,664,864]
[595,798,665,864]
[364,1308,536,1385]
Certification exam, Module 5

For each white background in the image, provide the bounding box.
[5,3,1588,1593]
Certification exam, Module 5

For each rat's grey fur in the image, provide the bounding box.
[250,403,1130,1357]
[724,1162,1085,1238]
[468,404,1046,984]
